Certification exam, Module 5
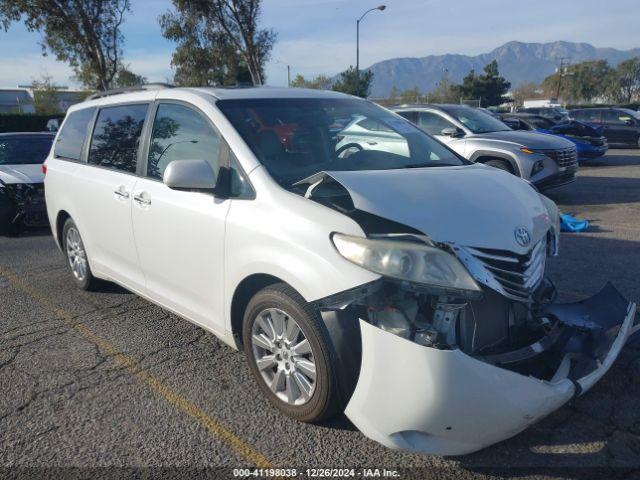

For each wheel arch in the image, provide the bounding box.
[230,273,286,349]
[55,210,72,249]
[471,151,521,176]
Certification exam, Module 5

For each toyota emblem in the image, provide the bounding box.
[514,227,531,247]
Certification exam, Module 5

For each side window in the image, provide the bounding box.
[418,112,456,135]
[88,104,148,173]
[603,110,632,125]
[576,110,601,123]
[54,107,96,160]
[396,111,418,123]
[147,103,221,181]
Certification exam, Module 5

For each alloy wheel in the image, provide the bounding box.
[65,226,87,282]
[250,307,317,406]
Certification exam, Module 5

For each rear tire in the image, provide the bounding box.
[62,218,100,291]
[484,158,514,174]
[242,283,340,423]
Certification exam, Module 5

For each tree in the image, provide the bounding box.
[511,82,541,108]
[453,60,511,107]
[332,66,373,98]
[0,0,130,90]
[290,74,333,90]
[541,60,613,103]
[429,71,458,103]
[30,75,61,115]
[161,0,275,87]
[399,86,421,104]
[611,57,640,103]
[115,67,147,88]
[160,1,250,86]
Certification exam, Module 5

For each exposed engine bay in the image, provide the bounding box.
[298,171,639,385]
[0,180,48,231]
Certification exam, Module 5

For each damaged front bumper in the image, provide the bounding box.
[0,182,48,229]
[344,283,638,456]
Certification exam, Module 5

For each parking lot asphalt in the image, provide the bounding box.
[1,150,640,479]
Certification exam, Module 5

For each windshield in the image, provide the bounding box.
[217,98,465,187]
[0,136,53,165]
[443,107,512,134]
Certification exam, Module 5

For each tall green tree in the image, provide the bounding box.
[0,0,130,90]
[332,66,373,98]
[161,0,275,87]
[453,60,511,107]
[541,60,613,103]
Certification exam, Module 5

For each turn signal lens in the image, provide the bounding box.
[520,147,535,154]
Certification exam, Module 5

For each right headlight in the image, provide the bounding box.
[331,233,482,298]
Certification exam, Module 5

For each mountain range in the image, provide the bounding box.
[362,41,640,98]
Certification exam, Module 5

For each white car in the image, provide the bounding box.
[0,132,54,232]
[44,86,638,456]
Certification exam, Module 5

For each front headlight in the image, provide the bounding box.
[331,233,482,298]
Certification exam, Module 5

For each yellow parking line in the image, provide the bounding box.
[0,266,275,469]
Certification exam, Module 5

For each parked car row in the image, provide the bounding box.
[516,106,640,148]
[500,113,608,161]
[40,85,637,457]
[391,104,579,190]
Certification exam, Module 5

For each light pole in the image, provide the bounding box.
[356,5,386,97]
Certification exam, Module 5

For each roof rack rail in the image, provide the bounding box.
[87,83,174,101]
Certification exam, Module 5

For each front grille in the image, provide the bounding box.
[463,238,547,301]
[542,147,578,169]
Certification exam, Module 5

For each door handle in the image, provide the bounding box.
[114,188,130,199]
[133,193,151,206]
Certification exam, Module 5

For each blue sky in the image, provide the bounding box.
[0,0,638,88]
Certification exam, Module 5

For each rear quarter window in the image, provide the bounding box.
[54,107,96,161]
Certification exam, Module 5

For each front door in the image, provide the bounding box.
[602,110,636,145]
[131,102,230,333]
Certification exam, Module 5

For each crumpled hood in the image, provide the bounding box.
[0,164,44,185]
[472,130,576,150]
[319,164,551,254]
[551,120,604,138]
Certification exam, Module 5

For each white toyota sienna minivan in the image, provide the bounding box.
[44,86,638,456]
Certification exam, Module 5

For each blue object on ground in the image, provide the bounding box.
[560,213,589,232]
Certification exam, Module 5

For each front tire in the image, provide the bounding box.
[62,218,99,291]
[242,283,340,423]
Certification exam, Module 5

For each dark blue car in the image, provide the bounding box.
[502,114,608,161]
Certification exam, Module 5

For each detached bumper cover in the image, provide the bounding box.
[344,284,638,456]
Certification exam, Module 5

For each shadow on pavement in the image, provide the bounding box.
[547,175,640,206]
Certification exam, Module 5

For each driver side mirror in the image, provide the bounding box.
[623,118,635,126]
[163,159,230,197]
[441,127,465,138]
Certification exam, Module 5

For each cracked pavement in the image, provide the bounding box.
[0,150,639,479]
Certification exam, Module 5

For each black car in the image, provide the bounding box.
[0,132,54,233]
[570,108,640,148]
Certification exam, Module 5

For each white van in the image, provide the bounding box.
[44,86,638,455]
